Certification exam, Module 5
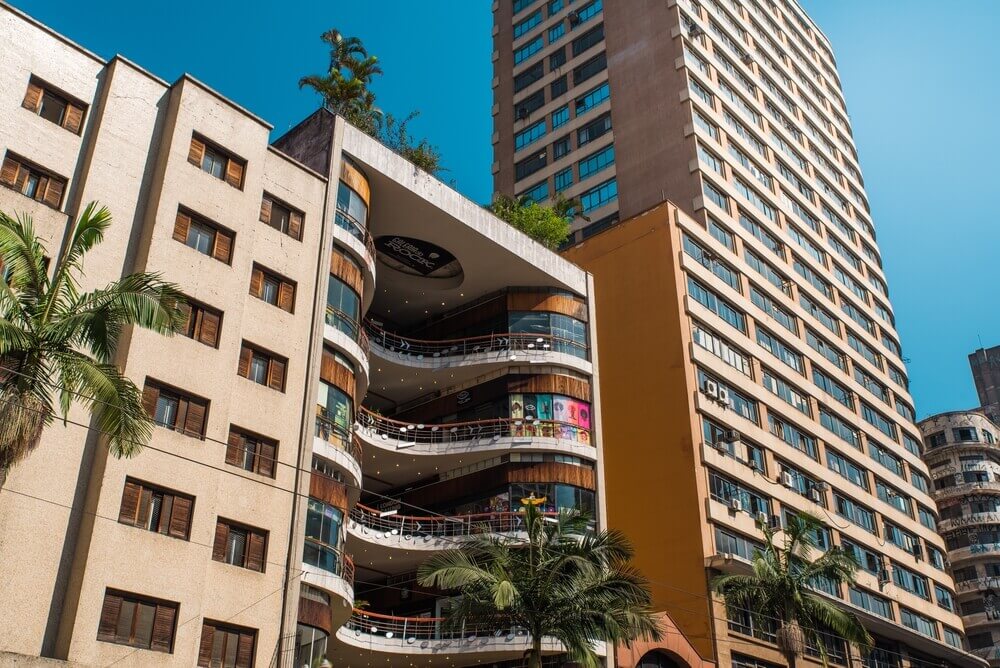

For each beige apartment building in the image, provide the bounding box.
[919,409,1000,667]
[496,0,987,667]
[0,3,609,667]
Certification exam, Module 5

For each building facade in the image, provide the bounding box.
[0,4,608,667]
[969,346,1000,425]
[919,411,1000,667]
[496,0,986,666]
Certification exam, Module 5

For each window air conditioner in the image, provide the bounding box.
[780,471,796,488]
[717,387,731,406]
[729,497,743,512]
[702,379,719,399]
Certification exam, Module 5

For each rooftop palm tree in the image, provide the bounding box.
[0,203,184,486]
[417,501,661,668]
[299,28,383,133]
[712,512,873,667]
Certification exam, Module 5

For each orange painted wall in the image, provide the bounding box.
[563,203,716,662]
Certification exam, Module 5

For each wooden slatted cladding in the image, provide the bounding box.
[188,134,245,189]
[309,472,348,510]
[178,298,222,348]
[259,193,303,241]
[399,461,596,510]
[226,426,277,478]
[509,373,591,402]
[238,342,287,392]
[508,290,589,322]
[22,79,86,134]
[212,519,267,572]
[118,478,194,540]
[330,248,363,295]
[249,264,295,313]
[97,589,177,653]
[340,158,371,206]
[0,154,66,208]
[141,379,209,439]
[172,208,234,264]
[298,596,334,635]
[320,346,355,400]
[198,621,256,668]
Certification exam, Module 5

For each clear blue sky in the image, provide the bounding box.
[12,0,999,418]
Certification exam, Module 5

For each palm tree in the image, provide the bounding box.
[0,203,184,485]
[417,501,661,668]
[712,512,873,667]
[551,192,591,225]
[299,28,383,133]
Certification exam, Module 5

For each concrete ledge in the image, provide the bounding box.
[0,653,92,667]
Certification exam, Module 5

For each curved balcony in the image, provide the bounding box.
[335,609,584,659]
[364,320,592,375]
[948,542,1000,562]
[313,412,364,491]
[356,407,595,460]
[933,480,1000,501]
[333,210,376,309]
[301,544,355,622]
[323,307,370,397]
[937,511,1000,533]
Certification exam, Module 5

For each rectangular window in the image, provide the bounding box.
[573,0,603,25]
[578,144,615,179]
[698,144,723,174]
[514,0,535,13]
[97,589,177,653]
[709,471,771,516]
[580,178,617,212]
[0,153,66,209]
[551,134,571,160]
[575,81,610,115]
[514,9,543,39]
[683,234,739,290]
[238,342,287,392]
[213,519,267,572]
[709,218,735,250]
[827,450,869,491]
[573,52,607,86]
[699,369,759,423]
[768,412,817,458]
[729,144,772,189]
[549,46,567,70]
[688,276,746,333]
[739,213,783,257]
[515,91,545,121]
[725,111,766,156]
[249,264,295,313]
[576,112,611,146]
[788,226,826,266]
[863,403,897,441]
[835,494,877,533]
[900,608,936,638]
[841,298,875,336]
[515,148,548,180]
[703,181,728,212]
[689,77,714,106]
[934,585,954,612]
[751,286,797,334]
[188,135,244,189]
[820,408,860,448]
[551,105,569,129]
[842,540,884,576]
[877,479,912,516]
[849,332,882,369]
[198,621,257,668]
[118,478,194,540]
[800,294,839,336]
[868,441,903,478]
[756,327,803,374]
[548,23,565,42]
[812,368,852,409]
[172,208,234,264]
[514,37,543,65]
[763,368,811,416]
[226,427,277,478]
[22,78,86,133]
[550,74,568,98]
[895,398,915,422]
[693,322,752,377]
[849,587,891,619]
[693,109,720,141]
[514,61,544,93]
[518,180,548,203]
[515,120,547,151]
[571,23,604,57]
[142,380,209,439]
[834,265,869,304]
[178,298,222,348]
[259,194,303,240]
[554,167,573,192]
[743,248,788,294]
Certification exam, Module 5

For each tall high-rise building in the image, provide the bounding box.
[496,0,987,666]
[969,345,1000,424]
[0,4,610,667]
[918,410,1000,668]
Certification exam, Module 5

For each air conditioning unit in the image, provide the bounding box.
[809,488,823,503]
[567,10,580,25]
[723,429,741,443]
[717,387,731,406]
[749,459,762,472]
[729,497,743,512]
[516,106,528,121]
[780,471,796,488]
[756,511,769,525]
[702,379,719,399]
[688,24,704,38]
[712,439,731,455]
[814,481,830,492]
[741,53,754,65]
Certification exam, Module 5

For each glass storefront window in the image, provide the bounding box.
[295,624,329,668]
[303,499,344,574]
[509,311,588,359]
[335,181,368,240]
[326,275,360,339]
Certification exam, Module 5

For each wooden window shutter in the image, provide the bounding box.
[42,177,64,209]
[246,532,266,572]
[178,301,193,335]
[172,211,191,243]
[236,630,255,668]
[197,623,215,666]
[225,429,243,466]
[31,175,49,202]
[118,480,142,524]
[0,156,20,187]
[212,230,233,264]
[22,82,43,111]
[168,495,192,539]
[150,604,176,652]
[188,137,205,167]
[288,211,303,241]
[259,196,272,224]
[199,310,220,347]
[267,358,285,392]
[249,268,263,298]
[63,104,84,134]
[237,345,252,379]
[141,384,160,419]
[258,442,276,478]
[277,281,294,313]
[183,398,207,438]
[225,159,244,189]
[97,591,123,641]
[212,521,230,562]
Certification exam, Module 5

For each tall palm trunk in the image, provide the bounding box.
[527,636,543,668]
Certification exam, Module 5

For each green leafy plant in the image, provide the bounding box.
[712,512,873,667]
[488,194,574,249]
[376,111,443,175]
[417,503,661,668]
[0,203,184,486]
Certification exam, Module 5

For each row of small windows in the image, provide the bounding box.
[513,81,610,152]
